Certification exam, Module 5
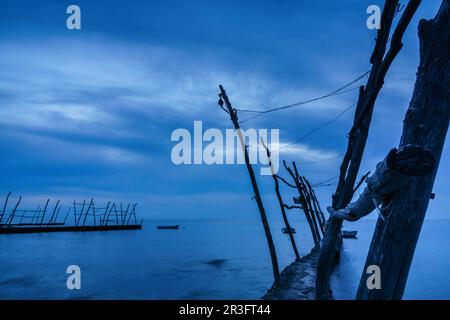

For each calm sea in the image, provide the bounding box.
[0,218,448,299]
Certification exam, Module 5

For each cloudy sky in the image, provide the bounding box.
[0,0,447,220]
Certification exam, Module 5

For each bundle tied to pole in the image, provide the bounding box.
[327,144,436,222]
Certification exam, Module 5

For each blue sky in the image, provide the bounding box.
[0,0,447,220]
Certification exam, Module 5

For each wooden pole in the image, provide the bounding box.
[303,177,326,235]
[54,207,62,224]
[18,210,27,224]
[63,207,71,224]
[92,203,97,226]
[284,161,320,248]
[297,173,322,240]
[82,198,93,227]
[104,203,115,226]
[0,192,11,224]
[126,203,137,225]
[119,202,123,225]
[7,196,22,225]
[357,0,449,299]
[352,171,371,196]
[31,206,40,224]
[218,85,280,286]
[293,165,322,243]
[115,203,119,225]
[102,201,111,226]
[76,199,86,226]
[123,203,130,226]
[39,199,49,226]
[316,0,422,300]
[261,139,301,260]
[47,200,60,226]
[305,180,327,232]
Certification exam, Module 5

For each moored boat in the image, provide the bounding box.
[342,230,357,238]
[157,225,179,230]
[282,227,296,234]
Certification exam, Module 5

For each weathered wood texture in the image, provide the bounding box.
[293,164,322,244]
[328,146,436,222]
[297,174,323,239]
[304,178,327,235]
[356,0,450,299]
[284,161,321,248]
[262,140,301,260]
[219,85,280,286]
[315,0,422,300]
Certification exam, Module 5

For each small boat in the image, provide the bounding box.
[342,230,357,238]
[157,225,179,230]
[282,227,296,234]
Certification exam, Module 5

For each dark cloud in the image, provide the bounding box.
[0,1,447,220]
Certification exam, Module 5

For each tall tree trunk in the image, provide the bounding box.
[315,0,422,300]
[356,0,450,299]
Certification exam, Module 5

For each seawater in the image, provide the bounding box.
[0,218,448,299]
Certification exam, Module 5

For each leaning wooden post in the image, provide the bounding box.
[18,209,27,224]
[307,178,327,233]
[47,200,60,226]
[101,201,111,226]
[82,198,94,227]
[356,1,449,299]
[53,207,62,224]
[63,207,71,224]
[303,178,326,235]
[126,203,137,225]
[122,203,130,226]
[218,85,280,286]
[92,203,97,226]
[39,199,50,226]
[261,139,301,260]
[316,0,422,300]
[119,202,124,225]
[7,196,22,225]
[297,174,322,240]
[104,203,115,226]
[0,192,11,224]
[133,204,138,224]
[31,206,40,224]
[114,203,120,225]
[292,163,322,245]
[76,199,86,226]
[284,161,320,248]
[304,180,327,232]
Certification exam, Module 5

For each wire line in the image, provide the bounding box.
[276,102,357,152]
[235,70,368,118]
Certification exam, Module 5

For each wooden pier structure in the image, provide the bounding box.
[0,224,142,234]
[0,193,143,235]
